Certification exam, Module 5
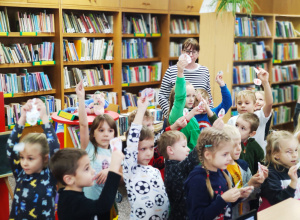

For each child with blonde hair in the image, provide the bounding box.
[228,68,273,153]
[7,99,60,219]
[224,124,267,218]
[184,127,253,220]
[260,130,300,210]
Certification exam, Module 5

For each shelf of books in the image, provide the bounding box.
[0,6,62,131]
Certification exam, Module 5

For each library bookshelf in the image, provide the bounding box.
[199,11,300,131]
[0,0,202,131]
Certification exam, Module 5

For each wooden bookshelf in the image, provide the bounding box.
[4,90,57,98]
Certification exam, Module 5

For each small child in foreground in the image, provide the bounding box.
[184,127,253,220]
[123,97,169,219]
[7,99,60,219]
[260,131,300,210]
[158,130,199,219]
[50,148,123,220]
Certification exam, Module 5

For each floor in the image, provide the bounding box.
[8,176,131,219]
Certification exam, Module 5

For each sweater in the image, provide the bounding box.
[164,148,199,220]
[123,123,169,220]
[260,163,300,206]
[7,123,59,220]
[57,172,121,220]
[194,84,232,131]
[240,138,264,175]
[169,76,200,150]
[158,64,213,117]
[184,165,232,220]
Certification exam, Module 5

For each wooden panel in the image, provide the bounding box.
[190,0,203,12]
[27,0,59,4]
[199,13,217,108]
[61,0,92,6]
[0,0,26,3]
[169,0,191,12]
[121,0,168,10]
[273,0,300,15]
[253,0,274,14]
[93,0,119,8]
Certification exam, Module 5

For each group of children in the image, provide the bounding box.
[6,44,300,220]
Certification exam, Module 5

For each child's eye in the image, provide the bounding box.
[86,166,89,171]
[20,156,24,159]
[29,157,33,161]
[109,129,114,132]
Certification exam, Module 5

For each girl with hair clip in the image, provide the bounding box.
[76,81,120,206]
[184,127,253,220]
[7,99,60,219]
[260,130,300,211]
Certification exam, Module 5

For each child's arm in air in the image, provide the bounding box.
[214,74,232,114]
[257,68,273,117]
[76,80,89,150]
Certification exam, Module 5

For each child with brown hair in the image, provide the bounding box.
[260,130,300,210]
[184,127,253,220]
[7,99,60,219]
[76,80,119,201]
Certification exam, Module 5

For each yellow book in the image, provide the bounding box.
[73,40,82,61]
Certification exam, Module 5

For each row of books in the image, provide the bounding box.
[231,86,256,107]
[0,8,10,32]
[17,11,55,33]
[5,97,61,126]
[235,16,271,37]
[276,21,300,38]
[273,42,298,61]
[0,70,52,94]
[122,38,153,59]
[272,64,299,83]
[234,41,267,61]
[122,62,162,84]
[63,38,113,62]
[64,64,113,89]
[170,18,199,34]
[121,88,159,110]
[122,13,160,34]
[272,84,299,104]
[169,42,183,57]
[62,12,113,34]
[233,63,268,84]
[272,106,291,126]
[64,92,117,109]
[0,42,54,64]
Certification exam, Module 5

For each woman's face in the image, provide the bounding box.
[182,45,199,64]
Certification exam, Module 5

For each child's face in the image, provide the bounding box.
[170,137,189,161]
[20,143,45,175]
[236,117,254,142]
[143,118,154,133]
[236,96,255,114]
[186,85,195,108]
[205,142,233,171]
[255,92,265,110]
[274,139,299,168]
[138,139,154,166]
[74,155,95,188]
[94,121,115,148]
[231,137,242,161]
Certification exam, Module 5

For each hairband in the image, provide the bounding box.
[205,144,212,148]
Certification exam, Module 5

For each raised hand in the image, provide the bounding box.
[75,80,85,100]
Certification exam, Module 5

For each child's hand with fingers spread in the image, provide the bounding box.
[248,173,264,188]
[177,59,189,75]
[288,165,298,189]
[256,68,269,85]
[75,80,85,100]
[215,74,225,87]
[35,99,48,120]
[95,168,109,185]
[18,99,34,125]
[171,116,188,130]
[137,97,149,110]
[260,165,269,179]
[221,187,241,203]
[185,106,204,121]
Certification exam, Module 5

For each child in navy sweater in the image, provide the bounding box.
[260,130,300,210]
[7,99,60,219]
[184,127,253,220]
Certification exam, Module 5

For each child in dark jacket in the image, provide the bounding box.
[260,130,300,211]
[184,127,253,220]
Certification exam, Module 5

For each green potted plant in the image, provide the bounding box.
[212,0,259,16]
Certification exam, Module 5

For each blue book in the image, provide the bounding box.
[45,75,52,90]
[28,75,33,92]
[39,72,47,89]
[233,67,238,84]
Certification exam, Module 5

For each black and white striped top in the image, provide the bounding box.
[158,64,213,117]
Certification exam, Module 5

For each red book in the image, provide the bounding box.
[87,17,96,33]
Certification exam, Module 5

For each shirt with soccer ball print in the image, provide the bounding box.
[123,123,169,220]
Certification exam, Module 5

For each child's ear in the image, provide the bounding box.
[204,150,212,161]
[43,154,49,165]
[63,174,75,186]
[249,131,256,138]
[166,146,174,156]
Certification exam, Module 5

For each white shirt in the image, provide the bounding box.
[227,108,272,154]
[123,123,169,220]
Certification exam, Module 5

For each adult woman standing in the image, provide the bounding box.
[158,38,213,117]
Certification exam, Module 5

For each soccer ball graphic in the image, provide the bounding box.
[155,194,164,206]
[135,208,146,219]
[135,181,150,195]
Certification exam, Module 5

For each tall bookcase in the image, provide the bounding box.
[0,0,202,131]
[200,11,300,131]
